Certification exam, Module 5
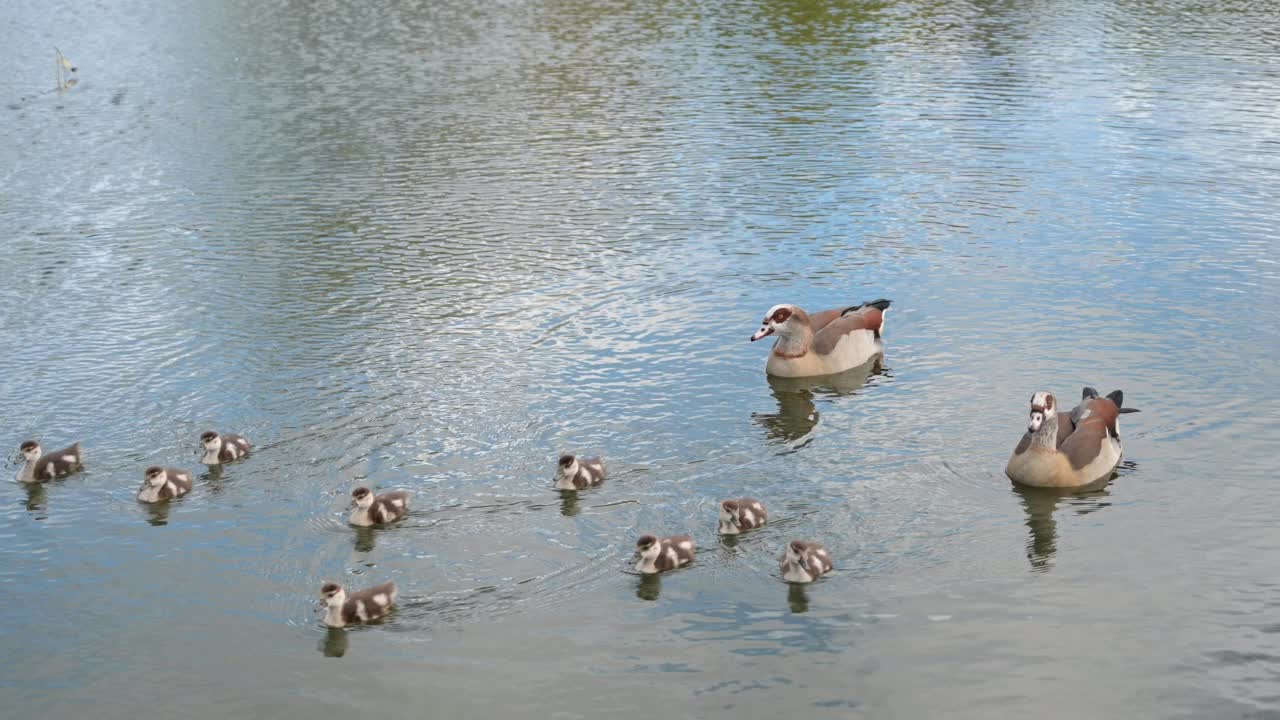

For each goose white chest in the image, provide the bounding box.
[766,330,880,378]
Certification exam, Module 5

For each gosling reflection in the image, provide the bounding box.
[635,573,662,601]
[199,465,224,496]
[352,527,378,553]
[558,490,580,517]
[754,356,885,444]
[23,483,47,514]
[143,501,172,527]
[1013,477,1113,572]
[320,627,349,658]
[787,583,810,613]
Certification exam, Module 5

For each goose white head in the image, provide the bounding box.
[1028,392,1056,433]
[635,534,660,565]
[200,431,221,454]
[143,466,167,489]
[18,440,41,463]
[751,305,805,342]
[351,487,374,510]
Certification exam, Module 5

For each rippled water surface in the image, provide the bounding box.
[3,0,1279,717]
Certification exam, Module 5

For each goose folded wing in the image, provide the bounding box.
[812,307,884,355]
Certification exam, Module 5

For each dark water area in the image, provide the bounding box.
[2,0,1278,717]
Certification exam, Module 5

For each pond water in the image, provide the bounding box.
[2,0,1278,717]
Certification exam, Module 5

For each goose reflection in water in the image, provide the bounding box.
[1012,465,1124,571]
[635,573,662,601]
[321,627,348,658]
[754,356,885,445]
[143,501,173,527]
[199,464,224,496]
[23,483,47,515]
[352,526,377,553]
[557,489,580,518]
[787,583,810,613]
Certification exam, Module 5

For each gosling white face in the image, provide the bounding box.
[719,501,739,527]
[351,487,374,510]
[320,582,346,608]
[556,454,578,482]
[1028,392,1055,433]
[18,441,41,462]
[635,535,661,564]
[143,466,167,488]
[751,305,798,342]
[200,431,221,453]
[785,541,808,570]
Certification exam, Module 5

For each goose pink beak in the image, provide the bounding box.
[750,326,773,342]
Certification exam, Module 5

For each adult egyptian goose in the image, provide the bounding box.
[750,299,891,377]
[554,454,606,490]
[137,466,193,503]
[780,540,834,583]
[1006,389,1138,488]
[718,498,768,535]
[199,431,251,465]
[348,487,410,527]
[15,440,82,483]
[633,534,696,574]
[319,580,398,628]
